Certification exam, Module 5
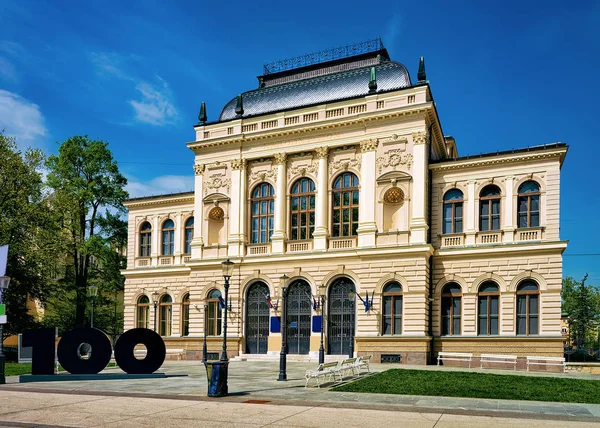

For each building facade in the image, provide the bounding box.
[122,40,568,365]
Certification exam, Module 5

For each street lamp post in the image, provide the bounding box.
[278,274,289,381]
[202,304,208,363]
[318,289,326,365]
[0,275,11,385]
[347,291,355,358]
[221,259,234,362]
[152,291,160,333]
[88,285,98,329]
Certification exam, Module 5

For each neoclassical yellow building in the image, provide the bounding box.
[123,40,568,365]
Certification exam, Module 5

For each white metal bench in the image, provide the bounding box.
[354,355,372,375]
[527,356,566,373]
[437,352,473,368]
[339,357,358,377]
[480,353,517,370]
[305,361,342,387]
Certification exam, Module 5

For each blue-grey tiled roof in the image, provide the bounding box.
[218,61,412,122]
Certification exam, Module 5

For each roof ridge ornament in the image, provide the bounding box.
[235,94,244,117]
[197,102,207,125]
[417,57,427,82]
[368,67,377,94]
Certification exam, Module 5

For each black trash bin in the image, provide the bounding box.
[204,360,229,397]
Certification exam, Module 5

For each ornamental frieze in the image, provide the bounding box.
[288,162,318,179]
[204,174,231,195]
[230,158,246,170]
[248,167,277,184]
[377,150,414,173]
[329,157,361,176]
[412,131,428,145]
[359,139,378,152]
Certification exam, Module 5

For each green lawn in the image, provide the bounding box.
[5,362,117,376]
[331,369,600,404]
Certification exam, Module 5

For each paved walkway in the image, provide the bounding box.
[2,361,600,425]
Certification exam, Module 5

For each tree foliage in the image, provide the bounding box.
[45,136,128,329]
[562,274,600,350]
[0,131,61,340]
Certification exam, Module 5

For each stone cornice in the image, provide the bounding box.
[187,103,432,153]
[434,240,568,257]
[429,149,567,172]
[124,194,195,209]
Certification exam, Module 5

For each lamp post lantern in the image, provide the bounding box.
[152,291,160,333]
[220,258,234,362]
[202,304,208,363]
[278,274,289,381]
[0,275,11,385]
[318,288,326,364]
[88,285,98,329]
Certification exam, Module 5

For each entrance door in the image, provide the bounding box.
[287,280,312,354]
[328,278,355,355]
[245,282,270,354]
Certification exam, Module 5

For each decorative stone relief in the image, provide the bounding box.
[204,174,231,195]
[193,164,205,175]
[329,157,361,176]
[359,139,378,152]
[376,150,414,173]
[315,147,329,159]
[412,131,428,145]
[230,158,246,170]
[288,162,317,179]
[273,153,287,165]
[379,134,408,145]
[248,168,277,184]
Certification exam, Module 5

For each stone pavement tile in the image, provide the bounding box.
[102,415,262,428]
[0,408,127,427]
[0,391,107,415]
[435,414,600,428]
[52,396,199,418]
[266,407,441,428]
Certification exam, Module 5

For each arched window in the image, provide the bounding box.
[480,185,501,231]
[206,289,223,336]
[139,222,152,257]
[136,295,150,329]
[382,282,402,335]
[441,283,461,336]
[290,178,316,241]
[518,181,540,228]
[332,172,359,237]
[251,183,275,244]
[161,219,175,255]
[516,280,539,335]
[478,282,499,335]
[184,217,194,254]
[159,294,172,336]
[181,293,190,336]
[443,189,463,234]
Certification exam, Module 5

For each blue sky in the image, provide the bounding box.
[0,0,598,281]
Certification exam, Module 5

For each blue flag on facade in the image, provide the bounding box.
[218,295,226,309]
[364,291,370,313]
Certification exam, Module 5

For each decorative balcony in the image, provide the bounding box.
[440,233,465,248]
[329,237,357,250]
[476,231,503,245]
[135,257,151,268]
[287,241,312,252]
[515,227,544,242]
[248,243,271,256]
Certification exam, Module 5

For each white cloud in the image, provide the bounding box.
[0,90,47,150]
[125,174,194,199]
[129,78,179,126]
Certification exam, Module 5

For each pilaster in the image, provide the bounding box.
[191,164,205,260]
[503,176,515,243]
[409,131,429,244]
[357,139,378,247]
[228,158,246,257]
[465,180,476,246]
[151,215,159,266]
[313,147,329,251]
[271,153,287,253]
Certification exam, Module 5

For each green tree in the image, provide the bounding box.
[0,131,60,341]
[46,136,128,328]
[562,274,600,352]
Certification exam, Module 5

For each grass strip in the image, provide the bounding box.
[331,369,600,404]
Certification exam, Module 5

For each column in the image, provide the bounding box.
[313,147,329,251]
[228,158,245,257]
[409,131,429,244]
[271,153,287,254]
[503,176,515,243]
[465,180,476,245]
[191,164,205,260]
[174,212,183,263]
[357,139,378,247]
[151,215,159,266]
